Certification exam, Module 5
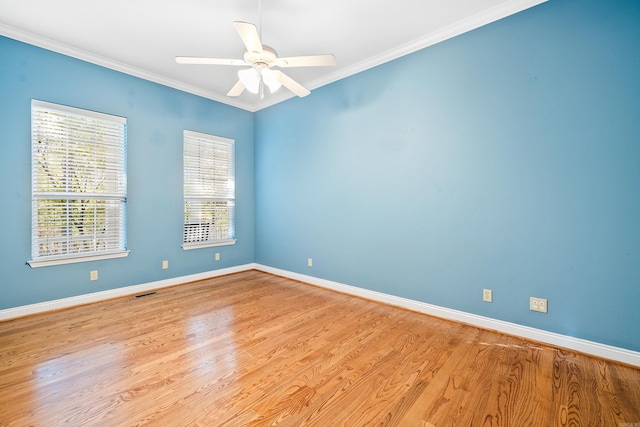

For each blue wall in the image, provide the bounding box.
[255,0,640,351]
[2,0,639,353]
[0,36,254,308]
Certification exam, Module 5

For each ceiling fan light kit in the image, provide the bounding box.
[175,0,335,100]
[238,67,281,94]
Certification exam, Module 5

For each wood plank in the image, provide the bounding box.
[0,270,638,426]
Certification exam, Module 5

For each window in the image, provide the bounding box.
[183,130,236,249]
[29,100,128,267]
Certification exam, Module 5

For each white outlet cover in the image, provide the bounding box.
[538,299,548,313]
[530,297,548,313]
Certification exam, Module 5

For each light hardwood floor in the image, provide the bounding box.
[1,270,639,426]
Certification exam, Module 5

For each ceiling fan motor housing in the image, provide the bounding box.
[244,46,278,67]
[176,20,333,98]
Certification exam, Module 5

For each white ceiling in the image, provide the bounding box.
[0,0,545,112]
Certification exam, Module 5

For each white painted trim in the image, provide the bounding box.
[0,23,255,112]
[28,250,130,268]
[0,263,257,321]
[314,0,549,90]
[5,260,636,366]
[1,0,546,113]
[255,0,549,111]
[182,239,237,250]
[253,264,640,367]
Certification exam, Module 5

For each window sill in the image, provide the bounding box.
[182,239,237,251]
[28,251,130,268]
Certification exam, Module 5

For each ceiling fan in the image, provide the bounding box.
[175,0,336,99]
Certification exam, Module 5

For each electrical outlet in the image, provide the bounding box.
[215,253,220,261]
[530,297,548,313]
[483,289,493,303]
[307,258,313,267]
[162,260,168,269]
[90,270,98,281]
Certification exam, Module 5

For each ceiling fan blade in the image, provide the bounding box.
[227,80,246,97]
[176,56,245,66]
[275,54,337,68]
[234,21,263,53]
[275,71,310,97]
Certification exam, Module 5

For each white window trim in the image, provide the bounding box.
[28,251,130,268]
[32,100,127,125]
[29,100,128,267]
[183,129,236,249]
[182,239,237,251]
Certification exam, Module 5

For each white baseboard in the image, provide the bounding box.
[253,264,640,367]
[0,263,256,321]
[2,262,638,367]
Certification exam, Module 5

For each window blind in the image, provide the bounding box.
[30,100,128,266]
[183,130,235,248]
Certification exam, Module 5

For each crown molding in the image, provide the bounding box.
[0,23,255,112]
[2,0,547,113]
[313,0,548,92]
[254,0,547,111]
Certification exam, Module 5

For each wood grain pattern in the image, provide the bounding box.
[0,270,639,426]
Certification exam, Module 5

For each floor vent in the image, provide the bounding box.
[133,291,158,299]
